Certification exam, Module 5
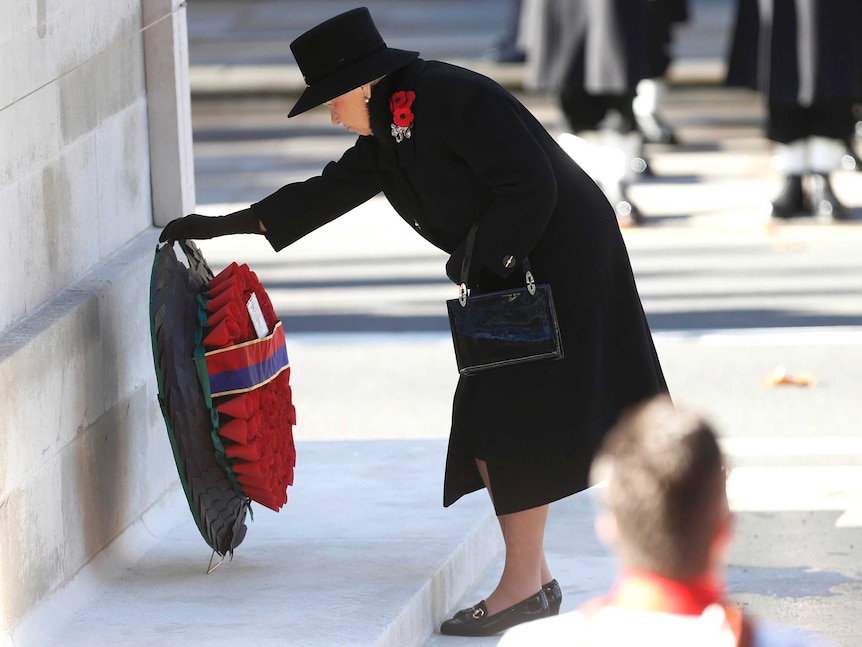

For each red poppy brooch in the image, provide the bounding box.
[390,90,415,143]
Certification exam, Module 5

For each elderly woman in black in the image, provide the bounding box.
[161,7,668,637]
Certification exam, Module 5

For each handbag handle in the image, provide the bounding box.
[458,223,536,307]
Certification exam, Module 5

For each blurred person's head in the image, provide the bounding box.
[590,396,731,582]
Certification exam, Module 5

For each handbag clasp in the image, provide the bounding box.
[526,270,536,296]
[459,283,468,307]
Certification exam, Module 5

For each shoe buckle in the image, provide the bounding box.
[471,606,485,619]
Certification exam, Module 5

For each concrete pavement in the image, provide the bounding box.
[11,1,862,645]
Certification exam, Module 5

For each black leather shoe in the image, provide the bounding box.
[440,590,549,637]
[543,579,563,616]
[770,175,806,219]
[808,173,852,221]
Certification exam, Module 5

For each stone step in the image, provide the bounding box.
[11,439,504,647]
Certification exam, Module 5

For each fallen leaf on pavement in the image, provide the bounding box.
[762,365,817,388]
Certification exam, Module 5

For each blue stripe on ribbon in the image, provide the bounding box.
[208,344,289,396]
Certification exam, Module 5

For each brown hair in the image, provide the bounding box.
[590,396,727,581]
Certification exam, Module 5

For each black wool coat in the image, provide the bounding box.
[251,59,668,515]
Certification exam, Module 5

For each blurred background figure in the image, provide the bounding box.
[486,0,526,63]
[519,0,688,226]
[726,0,862,221]
[498,396,838,646]
[848,102,862,171]
[633,0,689,146]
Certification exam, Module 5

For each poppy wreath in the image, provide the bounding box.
[195,262,297,513]
[150,242,297,558]
[390,90,415,143]
[150,241,249,556]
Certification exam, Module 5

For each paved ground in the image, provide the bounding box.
[190,0,862,644]
[15,1,862,645]
[186,2,862,645]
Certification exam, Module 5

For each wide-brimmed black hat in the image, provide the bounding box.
[288,7,419,117]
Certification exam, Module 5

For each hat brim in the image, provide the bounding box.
[288,48,419,118]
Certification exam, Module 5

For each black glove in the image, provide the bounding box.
[159,209,261,242]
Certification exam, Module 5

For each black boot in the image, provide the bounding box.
[807,173,852,221]
[770,175,806,219]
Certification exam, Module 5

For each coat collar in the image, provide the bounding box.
[367,59,424,168]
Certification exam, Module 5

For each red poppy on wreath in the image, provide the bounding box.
[390,90,416,143]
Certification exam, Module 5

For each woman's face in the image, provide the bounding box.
[325,86,372,136]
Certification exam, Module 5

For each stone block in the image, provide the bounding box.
[58,384,172,578]
[14,138,99,321]
[0,86,60,187]
[73,250,162,419]
[0,232,160,486]
[4,43,150,328]
[0,384,171,635]
[57,31,147,145]
[95,101,153,255]
[0,230,176,635]
[0,0,197,635]
[0,460,66,635]
[144,2,196,225]
[0,288,98,492]
[55,64,101,147]
[0,0,154,338]
[0,2,34,48]
[98,33,147,128]
[0,0,142,111]
[0,185,24,333]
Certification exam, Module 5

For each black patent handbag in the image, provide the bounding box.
[446,223,564,375]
